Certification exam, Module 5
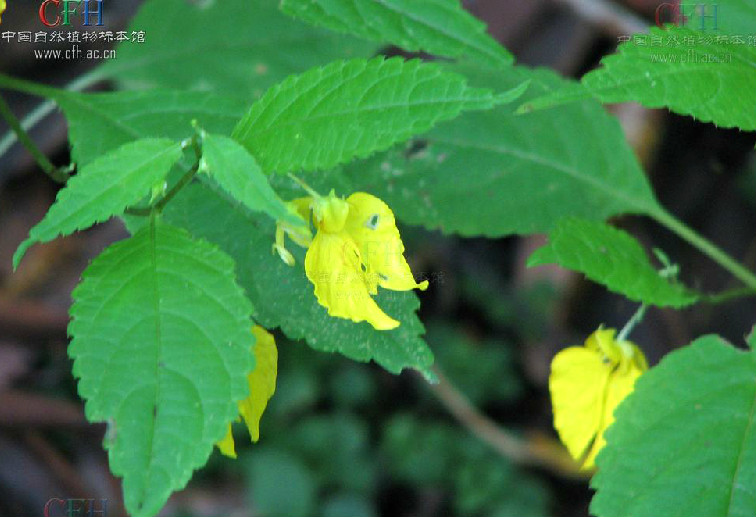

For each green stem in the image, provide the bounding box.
[617,304,647,342]
[155,162,199,212]
[702,287,756,305]
[0,70,102,164]
[651,208,756,291]
[0,91,68,183]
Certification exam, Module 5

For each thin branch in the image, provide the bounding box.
[702,287,756,305]
[0,70,101,169]
[0,91,68,183]
[423,367,588,479]
[155,162,199,212]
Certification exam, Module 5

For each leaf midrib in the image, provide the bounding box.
[141,216,163,510]
[725,367,756,517]
[429,133,658,215]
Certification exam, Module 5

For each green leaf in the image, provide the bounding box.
[96,0,378,100]
[53,90,247,168]
[522,26,756,131]
[13,138,182,270]
[528,218,700,307]
[582,27,756,130]
[591,335,756,517]
[162,182,434,379]
[200,133,300,225]
[232,57,524,174]
[335,65,659,236]
[69,219,254,517]
[279,0,512,67]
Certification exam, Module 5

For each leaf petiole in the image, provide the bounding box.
[651,207,756,291]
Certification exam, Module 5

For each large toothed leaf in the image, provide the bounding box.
[200,134,300,225]
[592,335,756,517]
[232,56,526,174]
[528,218,700,307]
[96,0,378,99]
[162,182,434,379]
[581,27,756,130]
[2,80,247,168]
[333,65,659,236]
[521,25,756,131]
[56,90,247,168]
[279,0,512,67]
[13,138,182,269]
[69,219,254,517]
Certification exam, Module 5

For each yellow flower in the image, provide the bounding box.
[0,0,6,23]
[277,187,428,330]
[216,326,278,458]
[549,328,648,470]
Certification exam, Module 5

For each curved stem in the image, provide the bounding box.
[154,163,199,213]
[0,70,103,166]
[0,91,67,183]
[423,367,587,479]
[702,287,756,305]
[651,207,756,291]
[617,304,648,342]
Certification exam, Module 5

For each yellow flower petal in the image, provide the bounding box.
[344,192,428,293]
[582,362,643,468]
[550,346,612,463]
[549,328,647,470]
[215,326,278,458]
[0,0,5,24]
[216,424,237,458]
[305,230,399,330]
[239,326,278,442]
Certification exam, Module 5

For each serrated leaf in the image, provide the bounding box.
[162,182,434,379]
[528,218,699,307]
[6,81,245,167]
[232,57,523,174]
[582,27,756,130]
[522,26,756,130]
[591,335,756,517]
[200,134,300,225]
[69,219,254,517]
[52,90,247,168]
[13,138,182,269]
[279,0,512,67]
[95,0,378,99]
[333,65,659,236]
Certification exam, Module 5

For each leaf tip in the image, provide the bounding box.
[12,238,34,271]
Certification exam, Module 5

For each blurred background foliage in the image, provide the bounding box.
[1,0,755,516]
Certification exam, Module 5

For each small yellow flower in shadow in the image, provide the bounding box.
[549,328,648,470]
[275,184,428,330]
[0,0,6,23]
[216,326,278,458]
